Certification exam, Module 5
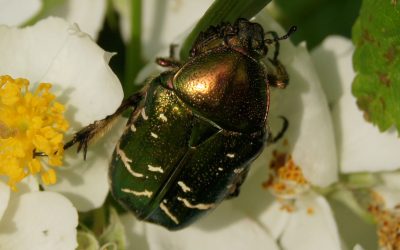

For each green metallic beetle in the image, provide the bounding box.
[65,18,296,230]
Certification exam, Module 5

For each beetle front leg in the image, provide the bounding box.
[64,88,147,159]
[156,44,182,69]
[267,59,289,89]
[264,29,293,89]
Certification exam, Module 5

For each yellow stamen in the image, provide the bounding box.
[41,169,57,185]
[0,75,69,190]
[263,151,310,210]
[368,191,400,249]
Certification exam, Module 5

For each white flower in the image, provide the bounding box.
[45,0,107,39]
[311,36,400,173]
[0,179,78,250]
[0,17,123,248]
[311,36,400,250]
[0,0,42,26]
[112,0,215,60]
[0,0,106,39]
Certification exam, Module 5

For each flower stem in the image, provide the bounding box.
[124,0,143,97]
[93,206,107,236]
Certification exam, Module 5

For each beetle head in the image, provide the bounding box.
[190,19,296,60]
[227,19,297,60]
[228,18,268,59]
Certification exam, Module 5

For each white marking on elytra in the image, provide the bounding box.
[177,181,192,193]
[130,124,137,132]
[218,167,223,171]
[177,197,215,210]
[121,188,153,198]
[234,168,243,174]
[163,199,168,204]
[150,132,158,138]
[159,113,168,122]
[160,203,179,224]
[141,108,148,120]
[116,143,144,178]
[226,153,235,158]
[147,164,164,173]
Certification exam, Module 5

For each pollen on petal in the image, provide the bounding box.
[368,191,400,249]
[263,151,310,203]
[0,75,69,190]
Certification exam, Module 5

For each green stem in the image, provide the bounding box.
[331,188,376,224]
[92,206,106,236]
[124,0,143,97]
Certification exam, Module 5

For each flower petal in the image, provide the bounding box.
[47,0,107,39]
[254,14,338,187]
[311,36,400,173]
[0,182,10,220]
[259,200,291,239]
[229,150,290,239]
[0,17,123,127]
[329,196,378,249]
[113,0,214,60]
[120,214,149,250]
[16,175,39,193]
[0,191,78,250]
[373,171,400,209]
[353,244,365,250]
[0,0,42,26]
[280,193,341,250]
[46,117,128,211]
[144,202,279,250]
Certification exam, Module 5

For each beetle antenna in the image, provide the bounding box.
[264,26,297,44]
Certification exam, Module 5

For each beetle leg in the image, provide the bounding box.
[264,29,291,89]
[64,87,147,160]
[156,44,182,69]
[267,116,289,144]
[32,149,47,157]
[264,31,281,61]
[226,165,250,199]
[266,59,289,89]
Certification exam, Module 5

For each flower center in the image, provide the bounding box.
[0,75,69,190]
[368,191,400,250]
[263,151,310,201]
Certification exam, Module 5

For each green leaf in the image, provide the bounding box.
[352,0,400,133]
[270,0,361,49]
[124,0,143,96]
[180,0,271,59]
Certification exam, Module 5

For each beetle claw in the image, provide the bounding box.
[64,88,147,161]
[64,122,99,160]
[268,116,289,144]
